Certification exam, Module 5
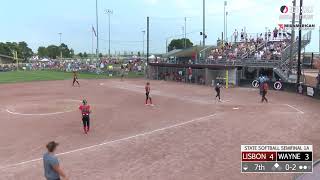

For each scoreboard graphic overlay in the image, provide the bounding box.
[241,145,313,173]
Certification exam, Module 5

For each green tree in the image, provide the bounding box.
[0,42,12,56]
[99,53,103,58]
[59,43,72,58]
[168,38,193,52]
[78,53,83,58]
[70,49,75,58]
[18,41,33,60]
[0,42,33,62]
[83,52,88,58]
[4,42,20,59]
[46,45,59,59]
[38,46,48,57]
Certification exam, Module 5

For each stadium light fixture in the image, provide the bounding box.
[142,30,146,57]
[58,33,62,59]
[96,0,99,60]
[105,9,113,58]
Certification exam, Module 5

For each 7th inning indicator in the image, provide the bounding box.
[241,145,313,173]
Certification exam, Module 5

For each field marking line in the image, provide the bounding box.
[64,99,82,103]
[0,113,217,170]
[5,99,81,116]
[5,109,75,116]
[284,104,304,114]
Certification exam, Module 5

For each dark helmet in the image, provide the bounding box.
[82,99,87,105]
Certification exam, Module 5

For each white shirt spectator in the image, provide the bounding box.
[233,29,238,42]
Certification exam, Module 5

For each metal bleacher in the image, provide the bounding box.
[200,31,312,83]
[274,31,312,82]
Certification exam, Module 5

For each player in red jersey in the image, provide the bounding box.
[79,99,91,134]
[145,82,153,106]
[188,67,192,83]
[72,71,80,87]
[261,82,269,103]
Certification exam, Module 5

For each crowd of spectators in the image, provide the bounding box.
[0,64,17,72]
[0,58,145,74]
[157,70,205,85]
[207,27,292,62]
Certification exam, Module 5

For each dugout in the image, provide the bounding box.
[147,63,240,87]
[0,55,14,64]
[239,67,276,81]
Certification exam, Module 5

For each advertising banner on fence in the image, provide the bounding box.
[307,87,314,97]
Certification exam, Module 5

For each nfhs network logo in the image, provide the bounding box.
[280,5,289,13]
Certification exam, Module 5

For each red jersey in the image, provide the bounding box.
[263,83,269,91]
[145,85,150,93]
[79,105,91,116]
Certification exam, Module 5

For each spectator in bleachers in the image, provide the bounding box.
[268,30,272,41]
[273,28,278,40]
[204,27,292,62]
[240,29,245,42]
[233,29,238,42]
[264,31,268,41]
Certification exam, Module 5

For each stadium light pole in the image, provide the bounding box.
[105,9,113,59]
[202,0,206,61]
[96,0,99,60]
[289,0,296,73]
[58,32,62,59]
[142,30,146,57]
[223,1,227,46]
[203,0,206,48]
[296,0,303,84]
[184,17,187,48]
[147,17,149,64]
[91,26,94,57]
[226,11,228,42]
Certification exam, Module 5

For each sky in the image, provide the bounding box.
[0,0,319,54]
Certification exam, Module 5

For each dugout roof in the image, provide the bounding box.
[163,45,215,58]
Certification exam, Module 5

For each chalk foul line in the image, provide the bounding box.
[5,109,75,116]
[4,99,81,116]
[284,104,304,114]
[0,113,217,170]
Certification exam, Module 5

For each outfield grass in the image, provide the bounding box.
[0,70,144,84]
